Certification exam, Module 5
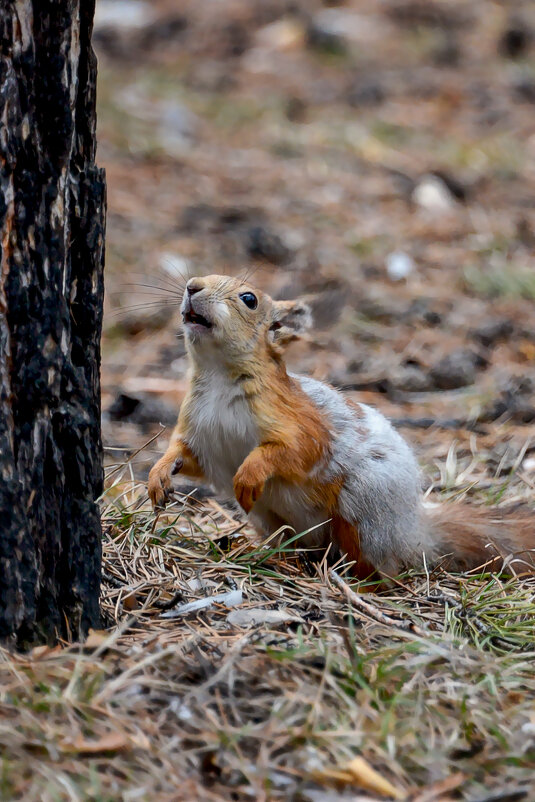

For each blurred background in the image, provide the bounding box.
[95,0,535,500]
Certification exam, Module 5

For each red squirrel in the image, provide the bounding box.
[148,275,534,579]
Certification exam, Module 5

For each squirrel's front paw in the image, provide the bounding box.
[148,461,175,510]
[233,464,265,514]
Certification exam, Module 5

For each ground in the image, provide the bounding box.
[2,0,535,799]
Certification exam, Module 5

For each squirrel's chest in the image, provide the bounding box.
[186,374,259,492]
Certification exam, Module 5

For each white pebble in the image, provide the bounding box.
[412,174,456,212]
[386,251,414,281]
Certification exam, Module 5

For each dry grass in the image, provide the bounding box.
[1,469,535,801]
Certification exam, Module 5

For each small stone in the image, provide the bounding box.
[308,9,382,49]
[432,36,461,66]
[180,204,261,233]
[429,350,482,390]
[412,174,457,212]
[499,20,532,59]
[387,2,470,31]
[480,377,535,423]
[403,298,442,326]
[394,366,432,393]
[470,319,514,348]
[246,225,291,266]
[256,19,305,52]
[219,20,250,58]
[513,78,535,104]
[107,393,140,421]
[516,217,535,248]
[306,15,347,55]
[106,393,177,429]
[356,297,399,323]
[285,96,307,123]
[346,79,386,107]
[386,251,414,281]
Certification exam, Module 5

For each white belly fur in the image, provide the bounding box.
[186,370,259,495]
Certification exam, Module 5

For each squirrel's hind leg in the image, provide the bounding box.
[331,514,378,581]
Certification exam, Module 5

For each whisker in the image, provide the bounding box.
[241,264,262,287]
[110,296,178,309]
[239,266,252,287]
[120,288,182,301]
[123,282,183,297]
[238,267,251,284]
[107,301,180,317]
[160,256,191,288]
[129,270,185,296]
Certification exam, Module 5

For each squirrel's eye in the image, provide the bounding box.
[239,292,258,310]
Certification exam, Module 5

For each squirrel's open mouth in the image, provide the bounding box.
[183,310,213,329]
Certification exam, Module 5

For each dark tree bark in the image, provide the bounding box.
[0,1,105,646]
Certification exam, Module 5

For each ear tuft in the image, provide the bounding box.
[269,298,312,347]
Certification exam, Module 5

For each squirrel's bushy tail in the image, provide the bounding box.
[425,504,535,575]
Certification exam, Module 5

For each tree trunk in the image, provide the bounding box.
[0,1,105,646]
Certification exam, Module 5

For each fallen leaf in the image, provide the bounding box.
[160,589,243,619]
[313,757,407,799]
[345,757,407,800]
[227,607,303,627]
[122,592,140,611]
[311,768,355,785]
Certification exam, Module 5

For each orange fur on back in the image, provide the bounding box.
[248,359,331,479]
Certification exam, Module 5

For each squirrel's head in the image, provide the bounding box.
[181,275,311,366]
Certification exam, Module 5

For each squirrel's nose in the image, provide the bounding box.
[187,284,202,296]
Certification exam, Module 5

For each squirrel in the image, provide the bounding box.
[148,275,534,579]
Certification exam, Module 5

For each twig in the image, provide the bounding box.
[428,592,491,637]
[104,426,167,482]
[329,570,429,637]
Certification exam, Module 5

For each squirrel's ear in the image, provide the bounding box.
[269,299,312,347]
